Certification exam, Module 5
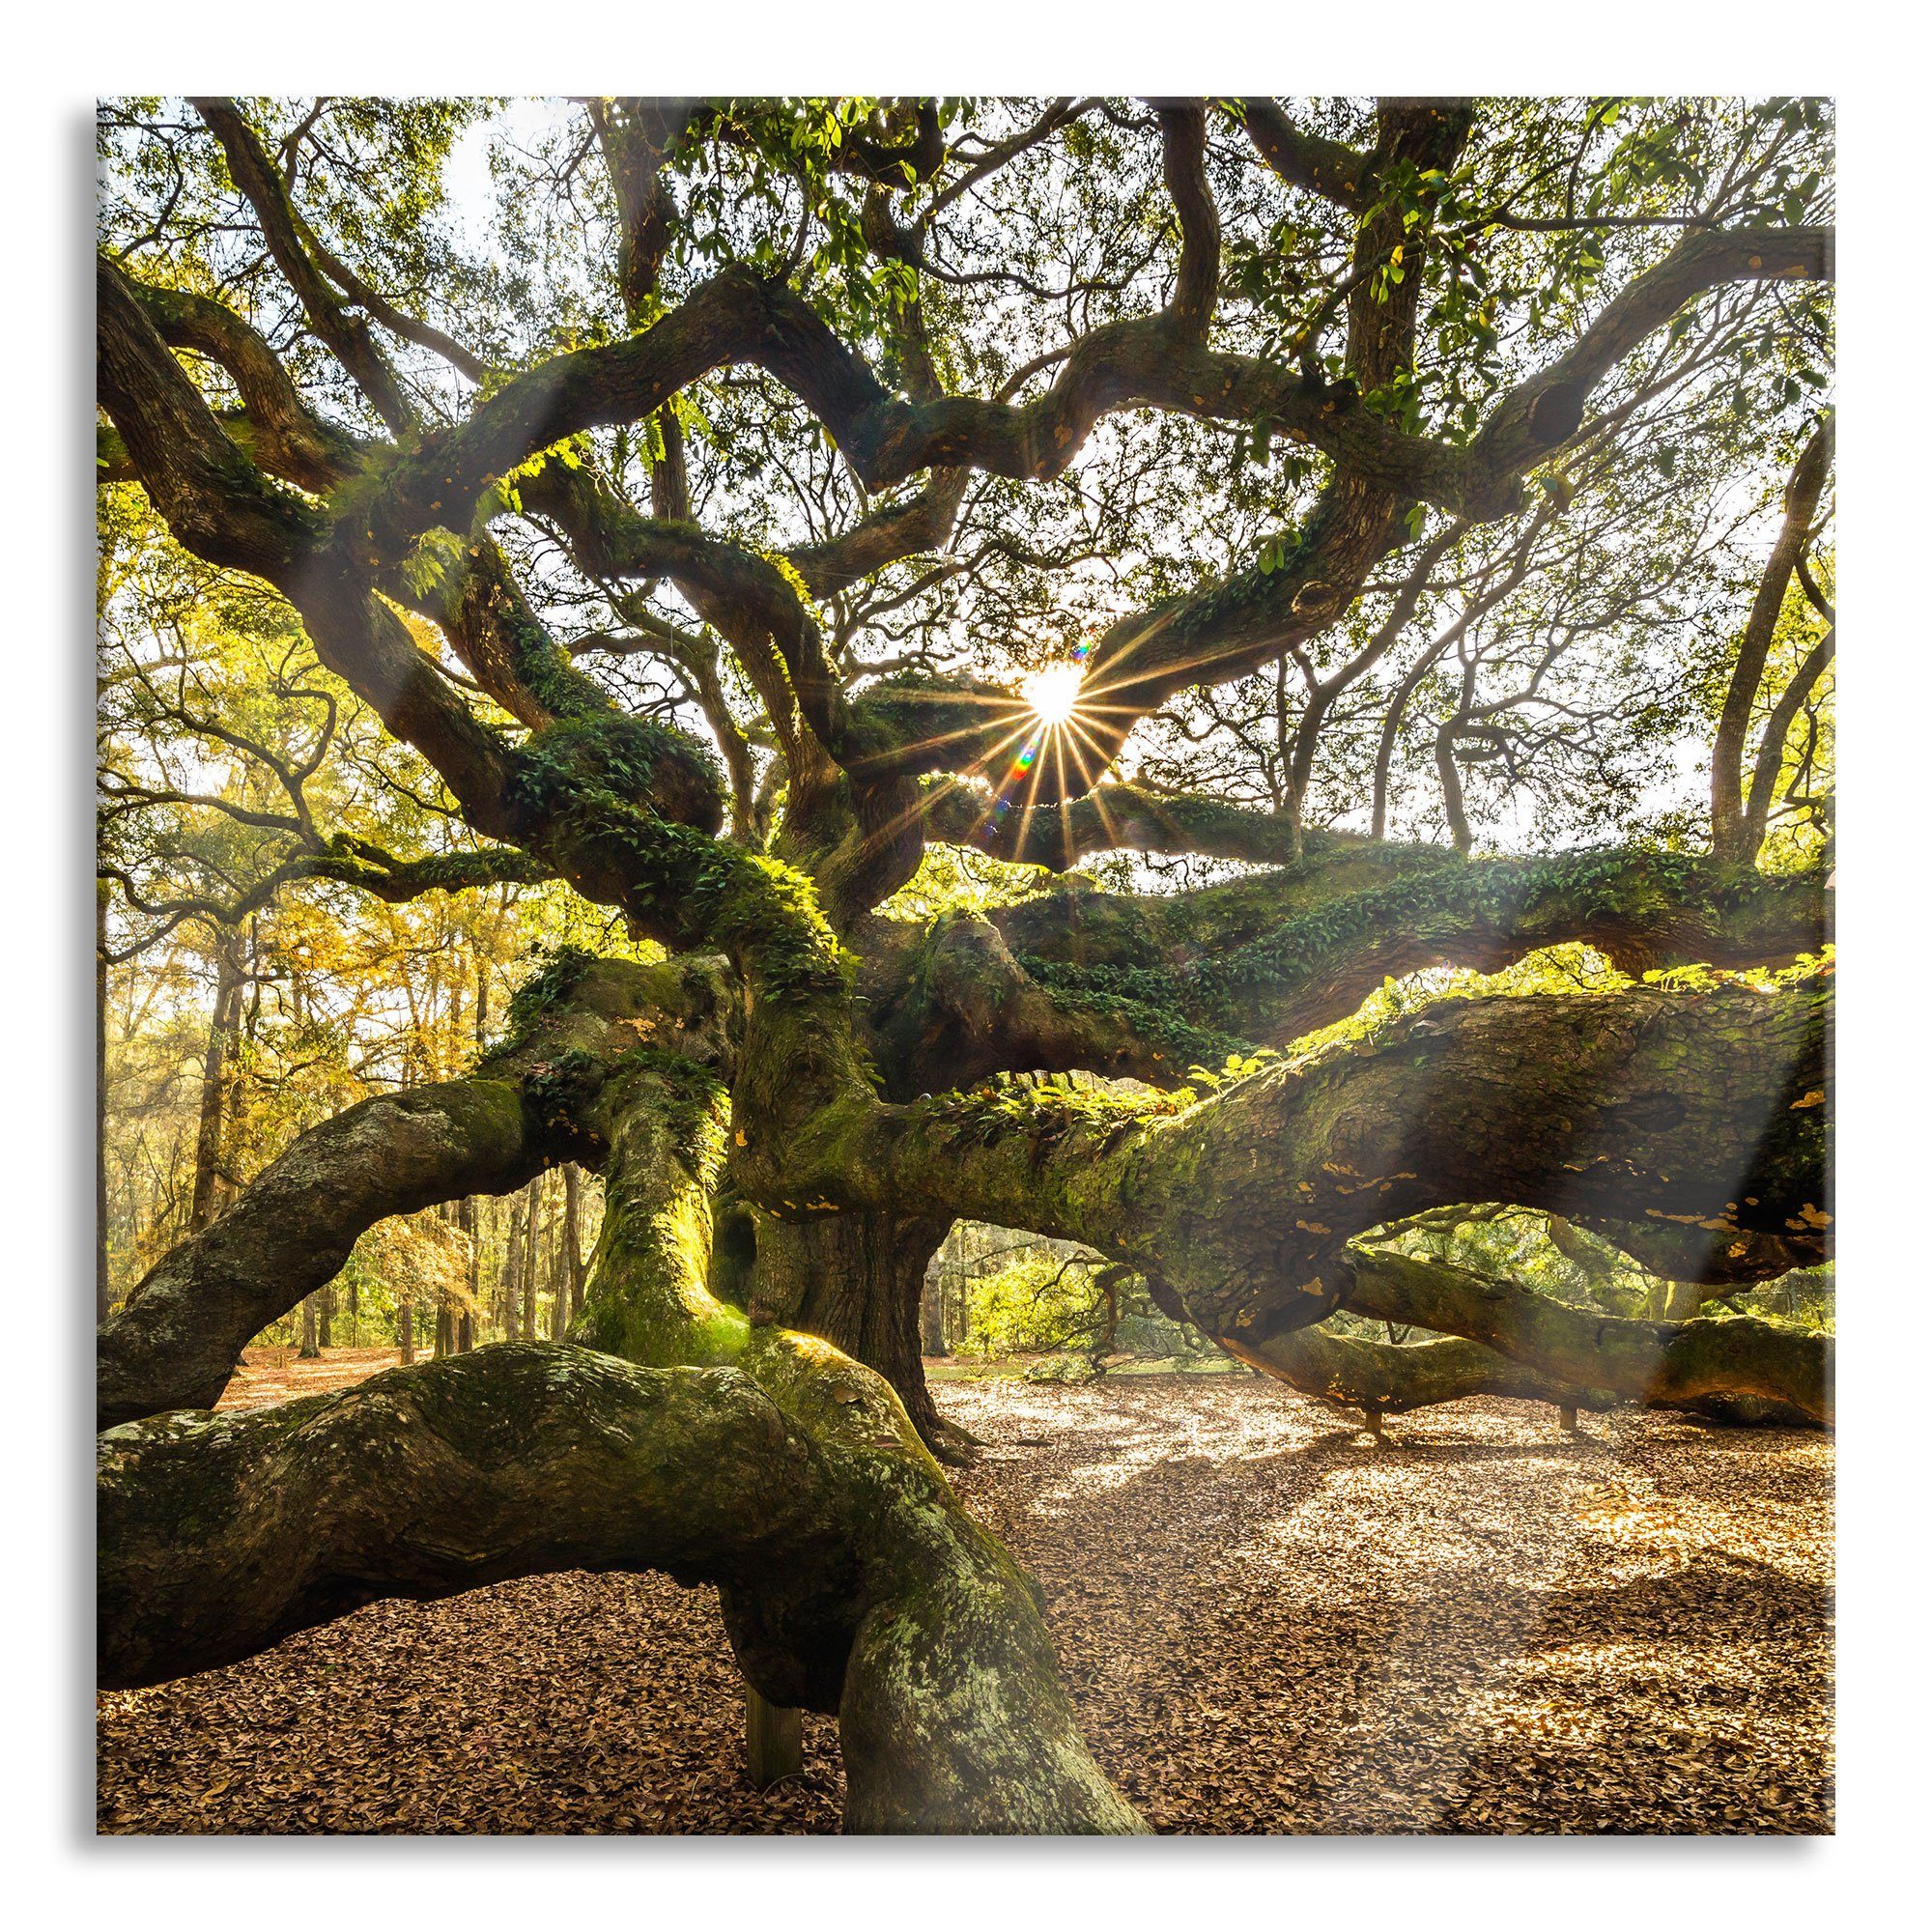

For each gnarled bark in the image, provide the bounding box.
[748,1208,955,1453]
[982,849,1829,1053]
[567,1053,747,1368]
[830,980,1830,1351]
[98,1075,539,1428]
[1221,1324,1616,1420]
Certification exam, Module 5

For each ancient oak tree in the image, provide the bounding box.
[97,96,1833,1830]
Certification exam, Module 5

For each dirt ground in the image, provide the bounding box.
[97,1350,1833,1835]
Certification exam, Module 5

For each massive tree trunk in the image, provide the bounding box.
[91,943,1833,1833]
[94,94,1840,1837]
[749,1209,955,1454]
[96,1340,1145,1834]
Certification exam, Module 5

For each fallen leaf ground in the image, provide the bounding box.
[97,1350,1833,1835]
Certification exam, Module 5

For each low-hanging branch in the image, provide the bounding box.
[97,1338,1146,1834]
[812,977,1829,1347]
[982,846,1830,1050]
[1337,1247,1832,1424]
[95,97,1840,1838]
[1218,1322,1618,1420]
[97,956,732,1428]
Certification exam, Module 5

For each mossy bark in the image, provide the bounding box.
[979,849,1828,1055]
[567,1064,748,1368]
[97,1076,535,1427]
[97,956,732,1429]
[1219,1322,1617,1417]
[839,980,1831,1357]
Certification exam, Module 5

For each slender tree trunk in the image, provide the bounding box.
[1743,624,1835,857]
[186,932,244,1235]
[216,920,262,1222]
[435,1202,456,1358]
[1647,1277,1704,1321]
[521,1176,540,1341]
[502,1191,527,1343]
[939,1222,967,1351]
[920,1246,949,1358]
[549,1189,570,1341]
[456,945,488,1355]
[397,1286,414,1365]
[317,1286,333,1350]
[562,1165,588,1320]
[458,1194,480,1353]
[1435,678,1475,856]
[751,1209,953,1449]
[298,1292,320,1360]
[1712,419,1833,862]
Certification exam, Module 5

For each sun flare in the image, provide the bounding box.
[1022,662,1085,727]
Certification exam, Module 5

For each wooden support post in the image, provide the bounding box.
[1559,1403,1579,1435]
[745,1684,803,1789]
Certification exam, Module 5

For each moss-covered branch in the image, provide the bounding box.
[1338,1248,1832,1424]
[98,1338,1145,1834]
[97,957,731,1427]
[864,908,1251,1094]
[568,1055,748,1367]
[97,1077,536,1428]
[816,980,1829,1353]
[1220,1324,1615,1419]
[994,849,1829,1051]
